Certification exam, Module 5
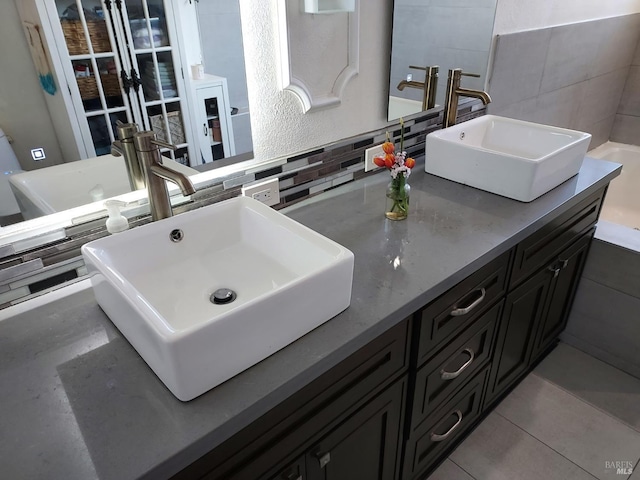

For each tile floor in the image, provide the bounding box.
[429,343,640,480]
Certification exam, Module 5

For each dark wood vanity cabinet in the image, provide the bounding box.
[406,188,603,479]
[175,188,605,480]
[486,189,602,406]
[173,319,410,480]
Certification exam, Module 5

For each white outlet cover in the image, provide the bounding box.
[364,144,385,172]
[241,178,280,207]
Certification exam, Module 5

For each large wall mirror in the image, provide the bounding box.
[0,0,253,229]
[388,0,498,121]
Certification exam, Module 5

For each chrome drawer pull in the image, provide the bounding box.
[450,288,486,316]
[441,348,475,380]
[430,410,463,442]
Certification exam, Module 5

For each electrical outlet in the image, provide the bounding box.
[242,178,280,207]
[364,144,385,172]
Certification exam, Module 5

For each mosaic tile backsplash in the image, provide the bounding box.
[0,103,485,308]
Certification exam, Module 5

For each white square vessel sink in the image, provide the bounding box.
[425,115,591,202]
[82,196,354,401]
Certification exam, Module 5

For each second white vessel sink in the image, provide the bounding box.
[425,115,591,202]
[82,196,354,401]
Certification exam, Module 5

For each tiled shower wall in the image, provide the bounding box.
[611,40,640,145]
[487,14,640,149]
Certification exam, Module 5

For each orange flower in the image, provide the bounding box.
[405,157,416,169]
[382,141,395,154]
[384,154,395,168]
[373,156,386,168]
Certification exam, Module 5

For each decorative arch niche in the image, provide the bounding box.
[276,0,360,113]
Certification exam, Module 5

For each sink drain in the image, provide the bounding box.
[210,288,237,305]
[169,229,184,242]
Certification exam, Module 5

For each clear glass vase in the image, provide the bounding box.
[385,175,410,220]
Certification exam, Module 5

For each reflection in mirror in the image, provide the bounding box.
[0,0,252,228]
[387,0,498,121]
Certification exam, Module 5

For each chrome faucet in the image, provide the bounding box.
[111,121,146,191]
[132,131,196,221]
[442,68,492,128]
[397,65,439,111]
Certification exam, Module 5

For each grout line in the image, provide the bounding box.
[494,411,601,480]
[560,331,640,382]
[449,458,480,480]
[631,457,640,480]
[555,341,640,383]
[530,368,640,435]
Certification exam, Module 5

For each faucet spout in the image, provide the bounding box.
[396,65,440,111]
[133,131,197,221]
[150,163,196,196]
[455,87,492,105]
[442,68,492,128]
[397,80,425,91]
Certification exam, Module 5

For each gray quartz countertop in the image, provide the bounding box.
[0,157,620,480]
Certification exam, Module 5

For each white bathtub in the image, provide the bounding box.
[589,141,640,230]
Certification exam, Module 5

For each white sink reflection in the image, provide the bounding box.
[82,196,354,401]
[425,115,591,202]
[9,155,196,219]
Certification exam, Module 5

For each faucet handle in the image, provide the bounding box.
[449,68,481,79]
[410,65,439,72]
[150,139,178,151]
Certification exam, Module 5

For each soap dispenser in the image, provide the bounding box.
[105,200,129,234]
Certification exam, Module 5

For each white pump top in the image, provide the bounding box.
[105,199,130,233]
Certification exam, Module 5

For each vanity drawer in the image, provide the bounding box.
[415,250,510,366]
[403,366,488,480]
[410,301,501,430]
[510,189,604,288]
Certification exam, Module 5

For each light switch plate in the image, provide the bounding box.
[364,144,384,172]
[242,178,280,207]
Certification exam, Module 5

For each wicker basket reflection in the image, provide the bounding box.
[150,112,186,144]
[76,74,121,100]
[61,19,111,55]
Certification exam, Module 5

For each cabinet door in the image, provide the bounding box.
[532,231,593,360]
[267,457,306,480]
[486,267,553,404]
[53,0,134,157]
[195,85,225,164]
[305,380,405,480]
